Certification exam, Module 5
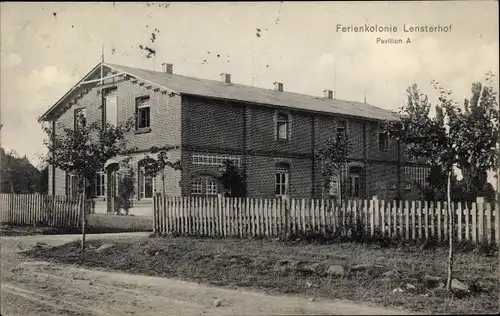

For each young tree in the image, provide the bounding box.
[316,131,352,204]
[116,157,135,215]
[141,146,182,197]
[219,160,246,197]
[387,75,499,291]
[42,114,134,250]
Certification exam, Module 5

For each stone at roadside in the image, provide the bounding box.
[392,288,403,293]
[382,270,401,279]
[95,244,114,253]
[325,265,345,277]
[213,299,222,307]
[451,279,469,293]
[299,263,322,274]
[351,263,385,272]
[154,251,161,256]
[406,283,416,290]
[229,257,238,264]
[423,274,442,288]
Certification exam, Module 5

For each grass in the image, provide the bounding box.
[0,224,81,236]
[0,213,152,236]
[23,235,499,315]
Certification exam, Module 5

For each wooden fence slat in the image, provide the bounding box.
[471,202,477,242]
[437,201,442,242]
[251,198,255,237]
[300,199,306,233]
[386,200,392,237]
[411,200,416,240]
[370,199,375,237]
[397,200,402,238]
[478,202,484,243]
[403,200,409,240]
[486,203,492,244]
[264,199,269,237]
[457,202,462,242]
[495,203,499,245]
[380,200,385,237]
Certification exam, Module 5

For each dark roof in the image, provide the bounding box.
[40,62,399,122]
[105,63,398,121]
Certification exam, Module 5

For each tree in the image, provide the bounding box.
[219,160,246,197]
[316,131,352,204]
[0,148,42,194]
[141,146,182,197]
[387,75,499,291]
[116,158,135,215]
[42,114,134,251]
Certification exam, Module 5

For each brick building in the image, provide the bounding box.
[39,62,429,214]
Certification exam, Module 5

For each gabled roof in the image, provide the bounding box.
[40,62,399,122]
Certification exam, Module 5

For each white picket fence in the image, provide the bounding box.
[153,196,500,245]
[0,194,83,228]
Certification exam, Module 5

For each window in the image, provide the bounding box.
[336,120,346,139]
[191,177,218,195]
[276,114,288,140]
[138,167,154,199]
[94,172,106,197]
[275,166,289,196]
[192,153,241,168]
[206,181,218,195]
[378,131,389,150]
[136,96,151,130]
[349,174,360,198]
[191,180,203,195]
[74,108,87,129]
[66,173,78,197]
[104,89,118,127]
[404,166,430,189]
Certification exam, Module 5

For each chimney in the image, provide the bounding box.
[324,89,333,99]
[273,81,283,92]
[163,63,173,74]
[220,73,231,83]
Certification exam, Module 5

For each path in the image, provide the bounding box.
[1,233,414,315]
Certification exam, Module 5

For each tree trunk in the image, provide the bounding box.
[446,170,454,291]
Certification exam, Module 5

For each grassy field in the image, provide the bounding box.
[0,214,152,236]
[23,235,499,315]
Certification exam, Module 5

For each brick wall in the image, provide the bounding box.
[50,71,182,197]
[48,72,426,201]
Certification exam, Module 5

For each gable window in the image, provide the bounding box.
[138,165,154,199]
[74,108,87,129]
[336,120,346,139]
[104,89,118,127]
[276,114,288,140]
[136,96,151,130]
[275,165,289,196]
[378,131,389,150]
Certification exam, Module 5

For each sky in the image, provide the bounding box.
[1,1,499,185]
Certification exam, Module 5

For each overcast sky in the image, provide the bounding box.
[1,1,498,184]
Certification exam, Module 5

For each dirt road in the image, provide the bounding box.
[1,233,413,316]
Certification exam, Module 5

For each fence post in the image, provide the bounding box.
[282,195,290,237]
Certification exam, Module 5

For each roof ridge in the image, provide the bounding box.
[104,62,386,109]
